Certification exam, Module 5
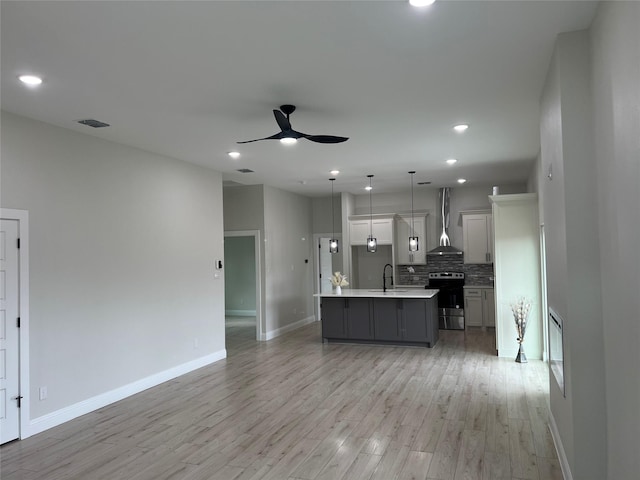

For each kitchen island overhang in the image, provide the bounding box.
[315,289,440,347]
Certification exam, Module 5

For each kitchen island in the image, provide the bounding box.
[315,289,439,347]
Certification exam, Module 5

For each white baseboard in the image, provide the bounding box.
[548,410,572,480]
[225,309,257,317]
[262,315,315,341]
[23,349,226,438]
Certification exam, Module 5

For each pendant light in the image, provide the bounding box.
[408,171,419,252]
[329,178,339,254]
[366,174,377,253]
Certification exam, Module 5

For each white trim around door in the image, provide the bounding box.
[1,208,30,440]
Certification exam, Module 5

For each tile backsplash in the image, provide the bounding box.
[397,255,494,286]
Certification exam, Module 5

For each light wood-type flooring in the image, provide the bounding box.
[0,321,561,480]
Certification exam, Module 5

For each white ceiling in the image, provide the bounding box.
[1,0,598,196]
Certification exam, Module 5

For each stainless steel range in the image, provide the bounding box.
[428,272,465,330]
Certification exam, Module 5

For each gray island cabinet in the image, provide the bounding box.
[317,289,439,347]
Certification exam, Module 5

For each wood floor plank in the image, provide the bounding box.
[314,436,367,480]
[426,420,465,479]
[482,451,512,479]
[369,442,412,480]
[508,419,539,480]
[340,451,382,480]
[453,429,485,480]
[0,322,559,480]
[397,450,433,480]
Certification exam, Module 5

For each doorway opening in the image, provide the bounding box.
[224,231,262,350]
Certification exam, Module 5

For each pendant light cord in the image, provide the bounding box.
[368,175,374,238]
[409,171,415,235]
[330,178,336,238]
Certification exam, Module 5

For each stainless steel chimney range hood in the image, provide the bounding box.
[427,187,463,256]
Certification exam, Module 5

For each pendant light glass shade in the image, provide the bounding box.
[367,236,377,253]
[408,171,419,252]
[366,175,377,253]
[329,178,339,254]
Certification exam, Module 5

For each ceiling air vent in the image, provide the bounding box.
[77,119,110,128]
[236,168,254,173]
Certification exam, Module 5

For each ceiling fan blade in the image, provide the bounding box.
[304,135,349,144]
[273,109,292,131]
[237,132,284,144]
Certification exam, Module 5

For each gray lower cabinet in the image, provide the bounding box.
[321,297,349,339]
[373,299,402,341]
[346,298,374,339]
[464,287,495,328]
[321,297,373,340]
[322,296,438,347]
[402,299,431,342]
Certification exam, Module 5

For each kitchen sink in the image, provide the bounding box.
[368,289,409,292]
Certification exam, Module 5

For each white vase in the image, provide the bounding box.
[335,286,342,295]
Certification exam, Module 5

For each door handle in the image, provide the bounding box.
[12,395,23,408]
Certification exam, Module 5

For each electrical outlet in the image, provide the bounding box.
[193,338,199,349]
[39,386,48,401]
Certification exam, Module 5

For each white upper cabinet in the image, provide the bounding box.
[349,219,371,245]
[395,214,427,264]
[462,212,494,264]
[349,215,395,245]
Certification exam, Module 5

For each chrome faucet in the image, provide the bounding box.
[383,263,394,292]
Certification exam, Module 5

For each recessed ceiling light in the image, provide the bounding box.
[280,137,297,145]
[228,151,240,159]
[453,124,469,133]
[409,0,436,7]
[19,75,43,86]
[330,170,340,176]
[457,178,467,184]
[365,185,373,191]
[446,158,458,165]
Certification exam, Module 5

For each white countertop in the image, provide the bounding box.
[315,288,439,299]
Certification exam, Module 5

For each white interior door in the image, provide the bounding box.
[315,238,334,321]
[1,219,20,444]
[319,238,333,293]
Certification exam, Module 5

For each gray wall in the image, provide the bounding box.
[224,184,315,337]
[540,29,606,479]
[1,111,225,419]
[535,2,640,477]
[263,186,314,333]
[223,185,265,232]
[311,195,342,236]
[590,2,640,478]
